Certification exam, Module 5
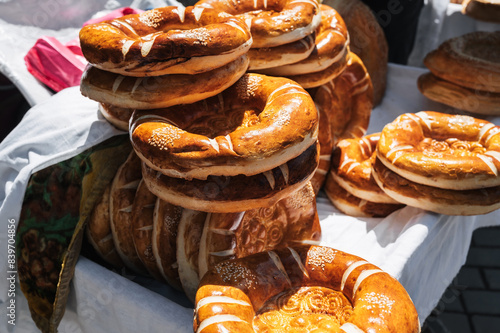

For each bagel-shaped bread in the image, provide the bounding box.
[377,111,500,190]
[152,198,183,290]
[310,103,334,193]
[312,52,373,145]
[80,54,249,109]
[286,52,348,89]
[417,72,500,115]
[141,142,319,213]
[194,0,321,48]
[423,31,500,94]
[247,34,315,70]
[198,182,321,279]
[109,151,147,274]
[86,184,124,268]
[322,0,388,106]
[258,4,349,77]
[462,0,500,23]
[130,179,165,282]
[194,245,420,333]
[325,173,405,217]
[79,6,253,76]
[372,157,500,216]
[98,103,132,131]
[130,73,318,180]
[330,133,400,204]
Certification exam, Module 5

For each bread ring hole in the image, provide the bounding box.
[253,287,353,332]
[186,109,261,138]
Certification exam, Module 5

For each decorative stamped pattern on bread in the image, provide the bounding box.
[194,245,420,333]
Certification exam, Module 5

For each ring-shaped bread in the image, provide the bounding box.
[372,157,500,216]
[98,103,133,131]
[80,55,249,109]
[330,133,400,204]
[79,6,253,76]
[325,173,405,217]
[194,0,321,48]
[423,31,500,93]
[141,142,319,213]
[258,4,349,77]
[311,52,373,144]
[417,72,500,115]
[247,34,315,70]
[377,111,500,190]
[194,245,420,333]
[130,73,318,180]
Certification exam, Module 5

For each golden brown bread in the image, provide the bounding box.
[79,6,252,76]
[98,103,133,131]
[247,34,315,70]
[198,182,321,278]
[312,52,373,145]
[194,0,321,48]
[462,0,500,23]
[257,4,349,78]
[417,72,500,115]
[130,179,165,282]
[372,157,500,216]
[322,0,388,105]
[80,55,249,109]
[330,133,400,204]
[194,245,420,333]
[423,31,500,94]
[130,73,318,180]
[141,142,319,213]
[310,103,334,193]
[325,173,405,217]
[86,184,124,268]
[109,151,146,274]
[377,111,500,190]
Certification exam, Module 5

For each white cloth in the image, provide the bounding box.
[2,63,500,333]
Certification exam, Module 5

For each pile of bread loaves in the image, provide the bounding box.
[78,0,425,332]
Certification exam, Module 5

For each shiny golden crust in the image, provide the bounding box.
[141,142,319,213]
[194,245,420,333]
[423,31,500,93]
[258,5,349,77]
[130,179,164,282]
[79,6,252,76]
[86,184,124,268]
[312,52,373,145]
[325,171,404,217]
[330,133,400,204]
[195,0,321,48]
[417,72,500,115]
[109,151,146,274]
[198,182,321,277]
[323,0,388,105]
[286,52,348,88]
[152,198,183,290]
[130,74,318,180]
[309,103,333,193]
[98,103,133,131]
[462,0,500,23]
[80,54,249,109]
[377,111,500,190]
[247,34,315,70]
[372,157,500,216]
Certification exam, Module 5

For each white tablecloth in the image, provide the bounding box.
[1,1,500,332]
